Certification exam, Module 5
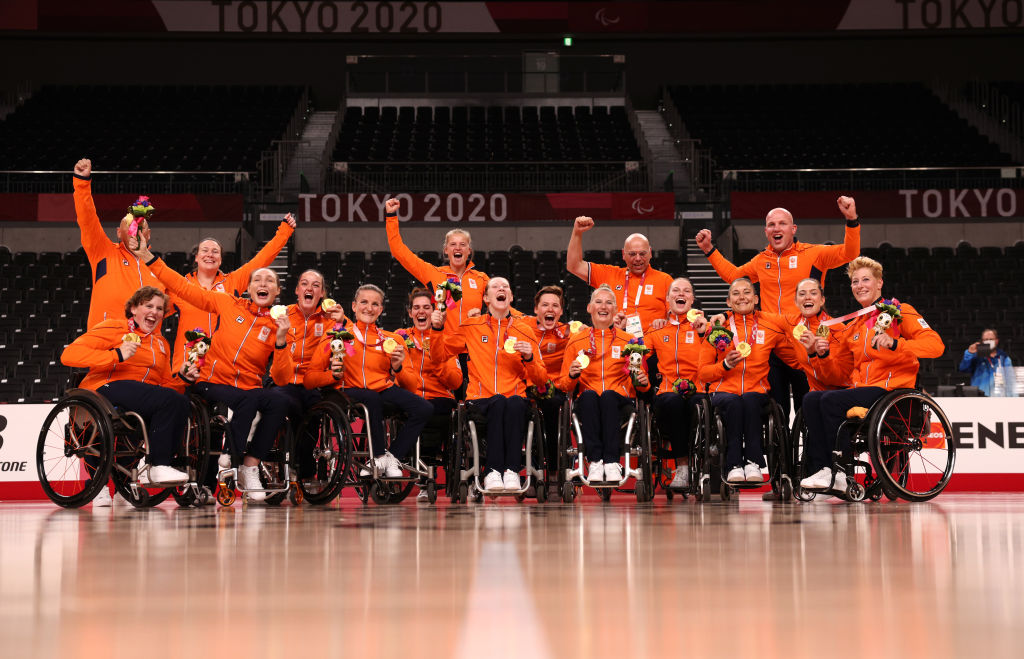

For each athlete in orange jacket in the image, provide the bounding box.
[72,158,166,330]
[558,285,651,483]
[429,277,547,492]
[169,214,295,374]
[61,286,192,486]
[800,257,944,494]
[396,288,464,404]
[785,278,853,392]
[567,215,674,333]
[384,197,492,323]
[644,277,710,489]
[136,238,293,501]
[304,284,433,478]
[698,278,792,484]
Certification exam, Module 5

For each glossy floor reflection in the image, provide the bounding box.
[1,494,1022,658]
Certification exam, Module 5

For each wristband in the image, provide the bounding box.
[386,211,398,218]
[521,354,533,363]
[391,364,403,374]
[846,218,859,227]
[275,342,287,350]
[115,348,125,362]
[703,245,717,258]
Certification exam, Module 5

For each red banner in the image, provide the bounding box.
[297,192,675,223]
[0,193,244,222]
[731,189,1024,220]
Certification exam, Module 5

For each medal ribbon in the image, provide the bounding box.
[729,313,758,349]
[621,270,647,312]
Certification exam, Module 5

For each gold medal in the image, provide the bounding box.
[122,332,141,344]
[382,337,398,354]
[569,320,583,334]
[815,324,830,338]
[686,308,703,323]
[270,305,288,320]
[321,298,336,312]
[792,324,808,340]
[736,342,752,358]
[575,351,590,369]
[503,337,518,354]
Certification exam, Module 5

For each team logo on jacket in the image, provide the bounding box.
[612,346,621,359]
[123,259,129,266]
[662,336,670,343]
[235,315,244,324]
[686,331,694,343]
[789,256,798,269]
[468,279,477,289]
[615,285,623,290]
[258,327,271,342]
[756,330,765,344]
[481,336,488,343]
[546,342,555,353]
[315,323,324,336]
[215,283,225,292]
[853,334,860,341]
[765,262,771,270]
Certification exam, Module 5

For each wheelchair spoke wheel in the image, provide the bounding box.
[36,394,115,508]
[173,395,212,508]
[867,391,955,502]
[297,402,350,505]
[599,487,612,502]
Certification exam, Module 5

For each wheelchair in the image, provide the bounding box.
[795,388,956,503]
[691,394,793,502]
[203,399,302,507]
[448,399,547,503]
[555,388,655,503]
[35,388,210,509]
[297,392,441,505]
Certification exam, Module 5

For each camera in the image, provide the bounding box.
[978,340,994,353]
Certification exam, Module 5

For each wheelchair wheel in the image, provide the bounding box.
[263,424,297,506]
[110,422,172,509]
[36,392,115,508]
[561,481,576,504]
[791,409,816,502]
[866,390,955,502]
[691,398,714,502]
[173,395,212,508]
[297,401,351,505]
[633,403,654,502]
[764,400,792,501]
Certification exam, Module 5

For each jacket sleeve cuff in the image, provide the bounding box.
[115,348,125,362]
[146,255,159,266]
[73,173,91,181]
[704,246,717,258]
[846,219,859,227]
[386,212,398,219]
[889,339,899,351]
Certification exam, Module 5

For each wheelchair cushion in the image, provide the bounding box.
[846,406,870,420]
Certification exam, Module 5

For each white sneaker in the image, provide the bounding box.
[830,470,848,494]
[604,462,623,483]
[417,489,429,502]
[588,460,605,481]
[726,466,746,483]
[670,465,689,489]
[483,469,504,492]
[800,466,834,490]
[148,464,189,485]
[92,486,112,507]
[744,462,763,483]
[382,452,403,478]
[218,453,232,470]
[502,470,521,491]
[359,459,375,478]
[238,465,265,502]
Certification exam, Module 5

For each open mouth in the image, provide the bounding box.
[452,251,464,261]
[801,301,816,311]
[544,313,555,323]
[303,291,315,302]
[495,293,507,302]
[414,313,428,324]
[254,289,271,303]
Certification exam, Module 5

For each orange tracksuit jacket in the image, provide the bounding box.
[430,314,547,400]
[395,326,464,399]
[61,319,185,393]
[74,175,166,330]
[706,222,860,316]
[386,214,491,323]
[586,264,673,331]
[819,302,943,390]
[170,221,294,373]
[697,311,790,395]
[304,322,403,392]
[526,317,576,381]
[148,258,293,389]
[644,316,705,394]
[281,305,332,386]
[556,327,651,397]
[781,312,852,391]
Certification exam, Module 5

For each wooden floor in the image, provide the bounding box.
[1,493,1022,658]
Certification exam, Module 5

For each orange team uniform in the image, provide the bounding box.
[280,305,333,386]
[644,315,705,394]
[385,213,491,323]
[395,327,464,399]
[781,312,852,391]
[304,321,404,392]
[705,222,861,316]
[170,221,294,373]
[697,312,791,395]
[62,318,185,393]
[586,263,674,332]
[430,315,548,399]
[556,327,651,396]
[819,303,943,390]
[146,258,293,388]
[74,174,166,330]
[524,317,577,381]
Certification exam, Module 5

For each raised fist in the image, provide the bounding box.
[74,159,92,178]
[695,229,713,253]
[837,196,857,220]
[283,212,296,228]
[573,216,594,234]
[385,198,401,214]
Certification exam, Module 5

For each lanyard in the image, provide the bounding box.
[729,313,758,347]
[621,270,647,312]
[351,322,385,347]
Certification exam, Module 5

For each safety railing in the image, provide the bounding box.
[0,170,254,195]
[720,166,1024,193]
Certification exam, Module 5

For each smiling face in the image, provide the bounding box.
[408,294,433,330]
[117,217,151,247]
[131,295,165,334]
[795,279,825,318]
[621,234,652,276]
[534,293,563,330]
[764,208,797,253]
[247,268,280,308]
[195,239,223,273]
[444,230,471,271]
[483,277,513,315]
[588,288,616,328]
[667,278,695,316]
[850,267,884,308]
[352,289,384,325]
[295,270,325,316]
[727,279,758,316]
